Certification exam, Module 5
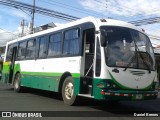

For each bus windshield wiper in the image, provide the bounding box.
[123,44,151,73]
[135,44,151,73]
[123,54,136,71]
[145,51,153,65]
[138,50,151,73]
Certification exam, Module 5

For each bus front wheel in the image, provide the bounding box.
[62,76,77,105]
[14,73,23,92]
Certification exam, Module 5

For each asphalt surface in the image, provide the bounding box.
[0,81,160,120]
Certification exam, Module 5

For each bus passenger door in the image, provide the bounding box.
[83,28,95,78]
[80,28,95,94]
[9,47,17,83]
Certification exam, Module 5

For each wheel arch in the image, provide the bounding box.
[58,71,72,93]
[12,71,21,85]
[13,71,23,92]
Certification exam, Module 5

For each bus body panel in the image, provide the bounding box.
[10,56,81,92]
[107,68,155,90]
[1,17,158,102]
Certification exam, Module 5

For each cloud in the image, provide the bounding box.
[0,15,2,21]
[79,0,160,16]
[0,31,18,47]
[140,23,160,38]
[11,9,29,19]
[0,6,29,20]
[79,0,160,47]
[0,6,30,32]
[0,30,3,33]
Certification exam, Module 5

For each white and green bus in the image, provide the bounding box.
[1,17,158,105]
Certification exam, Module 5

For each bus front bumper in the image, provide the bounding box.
[100,89,158,100]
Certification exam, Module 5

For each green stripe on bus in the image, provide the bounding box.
[21,71,80,78]
[20,74,80,94]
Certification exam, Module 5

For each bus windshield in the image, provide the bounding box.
[101,26,156,71]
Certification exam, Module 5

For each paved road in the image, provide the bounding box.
[0,81,160,119]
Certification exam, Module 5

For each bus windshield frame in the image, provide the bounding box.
[100,26,156,71]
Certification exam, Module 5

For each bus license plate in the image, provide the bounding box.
[135,94,143,100]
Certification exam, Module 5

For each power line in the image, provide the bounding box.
[0,0,80,21]
[121,9,160,22]
[94,0,160,25]
[40,0,106,18]
[129,17,160,26]
[38,0,160,26]
[1,0,160,32]
[94,0,144,20]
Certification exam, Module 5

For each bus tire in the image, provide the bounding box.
[13,73,23,92]
[62,76,77,105]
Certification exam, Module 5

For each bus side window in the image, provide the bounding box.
[63,28,80,56]
[26,39,36,59]
[17,41,27,60]
[48,33,62,57]
[6,45,13,61]
[35,38,40,59]
[38,36,48,58]
[6,43,18,61]
[84,28,95,54]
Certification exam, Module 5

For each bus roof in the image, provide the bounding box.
[7,16,145,45]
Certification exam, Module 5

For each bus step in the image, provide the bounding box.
[78,94,94,98]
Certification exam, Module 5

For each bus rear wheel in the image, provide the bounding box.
[14,73,23,92]
[62,76,77,105]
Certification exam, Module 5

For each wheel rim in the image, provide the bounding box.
[65,82,74,100]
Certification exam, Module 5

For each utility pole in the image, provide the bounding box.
[31,0,35,33]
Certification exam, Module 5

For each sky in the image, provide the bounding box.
[0,0,160,47]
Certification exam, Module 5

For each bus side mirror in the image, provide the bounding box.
[100,29,107,47]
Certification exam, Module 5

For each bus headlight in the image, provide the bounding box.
[106,83,111,88]
[112,84,117,89]
[97,81,119,90]
[97,82,112,88]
